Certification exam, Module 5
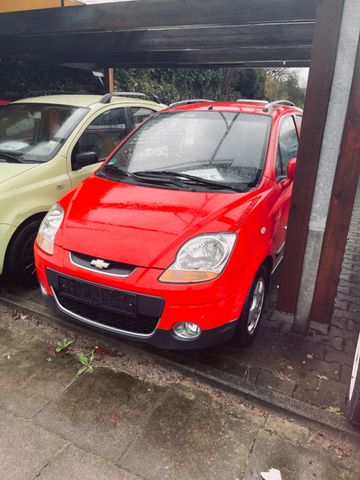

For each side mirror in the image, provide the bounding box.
[72,151,98,171]
[287,157,297,181]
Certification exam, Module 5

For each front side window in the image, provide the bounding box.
[73,107,128,164]
[0,103,88,163]
[277,116,299,177]
[101,111,272,191]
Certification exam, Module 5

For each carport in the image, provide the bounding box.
[0,0,359,335]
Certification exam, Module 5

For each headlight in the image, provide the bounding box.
[36,204,64,255]
[159,233,236,283]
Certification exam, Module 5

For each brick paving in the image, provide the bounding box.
[170,184,360,414]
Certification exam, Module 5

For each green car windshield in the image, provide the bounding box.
[0,103,88,163]
[105,110,272,190]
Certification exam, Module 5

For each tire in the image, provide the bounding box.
[6,220,41,287]
[233,265,268,347]
[346,332,360,425]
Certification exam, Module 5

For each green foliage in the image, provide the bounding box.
[325,406,343,416]
[264,70,306,108]
[0,59,100,99]
[115,67,267,104]
[54,337,75,353]
[115,67,304,106]
[0,59,305,108]
[77,350,95,376]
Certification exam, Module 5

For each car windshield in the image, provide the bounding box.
[103,110,272,190]
[0,103,88,163]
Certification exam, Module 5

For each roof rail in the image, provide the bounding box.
[236,99,267,103]
[263,100,295,112]
[99,91,160,104]
[169,99,214,108]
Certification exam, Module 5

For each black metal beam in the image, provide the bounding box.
[0,0,316,37]
[0,23,313,54]
[8,56,310,69]
[5,46,311,67]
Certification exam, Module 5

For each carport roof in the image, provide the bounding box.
[0,0,316,69]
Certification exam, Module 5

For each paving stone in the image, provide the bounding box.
[0,410,66,480]
[35,368,166,463]
[329,325,358,341]
[242,430,358,480]
[288,339,327,360]
[270,310,294,323]
[309,321,330,335]
[264,413,309,444]
[0,325,30,357]
[256,369,296,396]
[323,348,353,366]
[0,337,76,418]
[120,388,258,480]
[38,445,142,480]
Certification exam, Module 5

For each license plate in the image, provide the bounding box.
[58,276,136,316]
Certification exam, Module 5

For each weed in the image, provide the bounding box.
[325,406,343,416]
[54,337,75,353]
[77,350,95,376]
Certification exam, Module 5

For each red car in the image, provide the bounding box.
[34,99,302,349]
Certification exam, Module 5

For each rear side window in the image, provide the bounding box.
[277,116,299,179]
[130,107,155,128]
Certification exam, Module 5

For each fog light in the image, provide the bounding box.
[173,322,201,340]
[40,283,48,296]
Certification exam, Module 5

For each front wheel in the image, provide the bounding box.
[346,332,360,425]
[234,266,268,347]
[6,220,41,287]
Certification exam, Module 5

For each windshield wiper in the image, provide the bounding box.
[100,164,189,188]
[101,164,134,178]
[133,170,244,192]
[0,151,22,163]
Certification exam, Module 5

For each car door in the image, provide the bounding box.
[68,106,133,187]
[272,115,299,260]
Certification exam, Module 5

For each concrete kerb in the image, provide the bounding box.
[0,291,359,441]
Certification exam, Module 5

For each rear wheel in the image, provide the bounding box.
[6,220,41,287]
[346,332,360,425]
[234,266,268,347]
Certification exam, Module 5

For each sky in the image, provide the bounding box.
[291,68,309,88]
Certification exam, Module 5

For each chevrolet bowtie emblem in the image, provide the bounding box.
[90,258,111,270]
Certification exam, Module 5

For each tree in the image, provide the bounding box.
[264,69,305,107]
[115,68,266,104]
[0,59,100,99]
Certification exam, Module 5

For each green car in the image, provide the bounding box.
[0,93,164,285]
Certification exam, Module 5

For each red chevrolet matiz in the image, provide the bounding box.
[34,99,302,349]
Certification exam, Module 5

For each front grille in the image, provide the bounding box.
[57,295,158,335]
[70,251,136,277]
[48,271,164,337]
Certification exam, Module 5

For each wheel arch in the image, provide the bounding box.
[262,255,273,287]
[4,212,47,267]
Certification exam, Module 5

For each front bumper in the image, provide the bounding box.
[35,243,250,349]
[42,286,237,350]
